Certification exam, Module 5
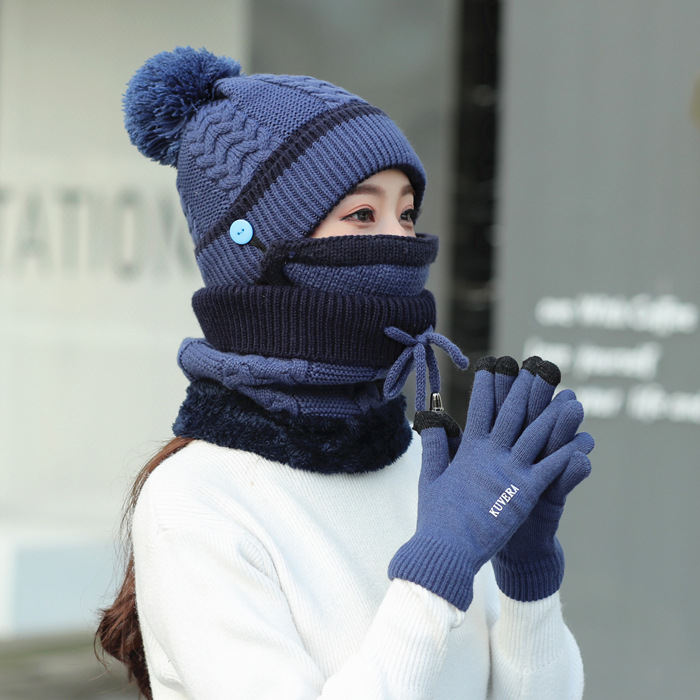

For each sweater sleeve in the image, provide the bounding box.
[486,580,584,699]
[133,497,465,700]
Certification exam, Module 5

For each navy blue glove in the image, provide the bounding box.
[492,358,593,601]
[389,357,591,611]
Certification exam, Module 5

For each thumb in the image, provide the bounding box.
[533,431,593,490]
[548,450,592,504]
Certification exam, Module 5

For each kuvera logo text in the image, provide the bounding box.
[489,485,520,518]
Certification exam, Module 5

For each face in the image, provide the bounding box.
[311,169,418,238]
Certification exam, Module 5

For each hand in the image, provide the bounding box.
[389,357,591,611]
[491,358,594,601]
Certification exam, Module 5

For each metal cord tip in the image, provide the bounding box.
[429,392,444,412]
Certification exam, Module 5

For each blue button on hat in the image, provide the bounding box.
[229,219,254,245]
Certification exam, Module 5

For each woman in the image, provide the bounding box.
[97,47,593,699]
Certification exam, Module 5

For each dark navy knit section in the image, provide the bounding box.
[173,378,412,474]
[258,233,438,285]
[195,102,388,256]
[192,285,437,366]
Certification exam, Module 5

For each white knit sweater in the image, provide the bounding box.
[132,436,584,699]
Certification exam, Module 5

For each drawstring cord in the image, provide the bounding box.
[383,326,470,412]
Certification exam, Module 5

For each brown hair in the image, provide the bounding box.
[96,436,194,699]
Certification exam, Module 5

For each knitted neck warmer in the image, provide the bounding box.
[174,233,469,471]
[178,234,448,417]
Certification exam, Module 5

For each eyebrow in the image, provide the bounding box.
[348,182,415,197]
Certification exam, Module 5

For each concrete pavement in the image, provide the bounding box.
[0,633,138,700]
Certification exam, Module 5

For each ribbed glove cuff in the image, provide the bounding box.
[388,534,478,611]
[491,544,565,602]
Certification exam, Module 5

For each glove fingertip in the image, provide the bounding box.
[549,450,591,500]
[572,450,592,471]
[553,388,577,403]
[413,410,462,439]
[569,451,592,483]
[537,360,561,387]
[565,399,585,424]
[521,355,542,374]
[474,355,497,373]
[495,355,519,377]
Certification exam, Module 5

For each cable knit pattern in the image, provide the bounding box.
[178,339,384,388]
[177,339,387,417]
[255,73,360,108]
[188,102,280,199]
[192,103,389,253]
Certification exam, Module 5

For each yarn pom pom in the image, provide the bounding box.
[124,47,242,166]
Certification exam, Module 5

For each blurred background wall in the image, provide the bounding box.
[0,0,251,640]
[495,3,700,698]
[1,1,699,698]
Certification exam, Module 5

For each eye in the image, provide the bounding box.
[401,208,418,224]
[342,208,375,223]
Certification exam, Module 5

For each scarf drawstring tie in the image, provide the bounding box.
[383,326,470,411]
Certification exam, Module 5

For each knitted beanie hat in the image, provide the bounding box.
[123,47,427,287]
